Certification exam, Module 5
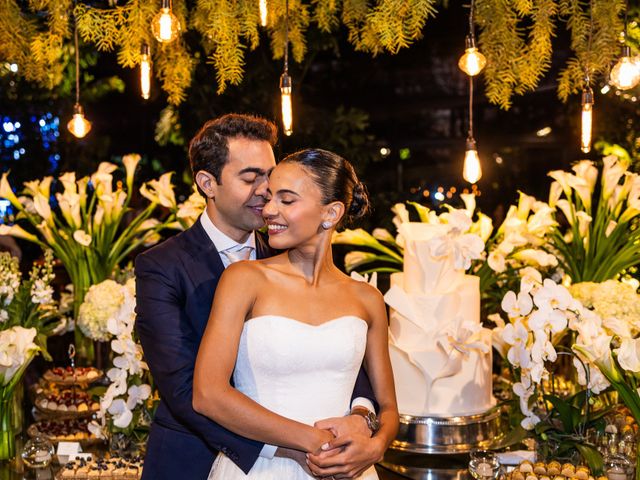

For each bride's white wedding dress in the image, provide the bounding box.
[207,314,379,479]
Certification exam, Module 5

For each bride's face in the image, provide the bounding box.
[263,162,327,249]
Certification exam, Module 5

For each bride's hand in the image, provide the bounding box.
[307,427,335,455]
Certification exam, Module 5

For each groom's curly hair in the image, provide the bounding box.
[189,114,278,195]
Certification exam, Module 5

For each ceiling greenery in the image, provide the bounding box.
[0,0,636,108]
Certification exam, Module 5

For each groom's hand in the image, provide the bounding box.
[305,433,386,479]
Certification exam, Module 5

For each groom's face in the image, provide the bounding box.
[211,137,276,239]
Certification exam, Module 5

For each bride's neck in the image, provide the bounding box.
[287,234,336,286]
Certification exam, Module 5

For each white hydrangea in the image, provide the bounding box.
[77,280,125,342]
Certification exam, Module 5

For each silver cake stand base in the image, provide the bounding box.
[390,407,506,455]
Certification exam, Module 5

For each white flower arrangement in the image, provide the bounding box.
[492,271,584,430]
[86,278,154,439]
[0,326,39,386]
[77,280,126,342]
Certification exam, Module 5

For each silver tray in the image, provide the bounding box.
[391,407,506,455]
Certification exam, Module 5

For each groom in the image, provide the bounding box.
[135,114,384,479]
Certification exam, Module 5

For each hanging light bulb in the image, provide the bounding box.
[463,137,482,184]
[259,0,268,27]
[67,2,91,139]
[140,43,152,100]
[458,35,486,76]
[280,73,292,136]
[610,45,640,90]
[151,0,181,44]
[68,104,92,139]
[581,86,594,153]
[279,0,293,135]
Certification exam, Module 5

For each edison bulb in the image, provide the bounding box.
[581,87,594,154]
[459,47,487,76]
[151,2,180,43]
[259,0,268,27]
[67,104,92,139]
[458,36,486,76]
[463,138,482,183]
[280,73,292,136]
[140,44,151,100]
[610,51,640,90]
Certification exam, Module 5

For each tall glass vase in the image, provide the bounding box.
[0,394,16,462]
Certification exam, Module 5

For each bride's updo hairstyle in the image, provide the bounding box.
[280,148,371,226]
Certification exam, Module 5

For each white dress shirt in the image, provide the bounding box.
[199,213,375,458]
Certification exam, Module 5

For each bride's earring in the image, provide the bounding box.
[321,221,332,230]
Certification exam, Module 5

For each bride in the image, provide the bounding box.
[193,148,398,479]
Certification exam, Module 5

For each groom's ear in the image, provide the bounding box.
[195,170,218,200]
[324,201,345,226]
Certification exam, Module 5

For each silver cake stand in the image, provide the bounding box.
[390,407,506,455]
[381,408,507,480]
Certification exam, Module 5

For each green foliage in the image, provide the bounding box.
[0,0,633,107]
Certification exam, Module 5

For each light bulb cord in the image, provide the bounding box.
[584,0,593,85]
[468,76,474,139]
[468,0,476,41]
[73,0,80,106]
[283,0,289,74]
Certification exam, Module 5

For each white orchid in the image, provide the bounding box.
[108,398,134,429]
[126,384,151,409]
[501,291,533,318]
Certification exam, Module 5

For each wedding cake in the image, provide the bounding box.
[385,215,495,417]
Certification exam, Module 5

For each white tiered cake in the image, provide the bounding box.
[385,220,495,417]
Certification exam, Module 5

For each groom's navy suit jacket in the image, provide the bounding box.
[135,220,377,479]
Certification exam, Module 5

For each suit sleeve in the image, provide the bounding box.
[134,252,263,474]
[351,366,379,413]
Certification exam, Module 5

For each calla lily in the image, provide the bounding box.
[471,213,493,243]
[513,249,558,268]
[59,172,77,194]
[566,174,592,211]
[73,230,92,247]
[0,224,38,243]
[23,176,53,199]
[333,228,379,247]
[572,160,598,192]
[517,192,536,220]
[33,193,53,225]
[605,220,617,237]
[372,228,396,244]
[616,337,640,373]
[555,199,574,225]
[602,155,628,200]
[527,204,556,236]
[0,173,21,207]
[56,191,82,228]
[344,251,379,272]
[548,181,562,208]
[576,211,592,237]
[122,154,141,189]
[391,203,410,230]
[459,193,476,217]
[140,173,176,209]
[573,333,622,383]
[77,176,89,210]
[548,170,573,197]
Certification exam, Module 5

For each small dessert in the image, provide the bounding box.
[43,367,102,385]
[520,461,534,473]
[534,462,547,475]
[547,461,562,476]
